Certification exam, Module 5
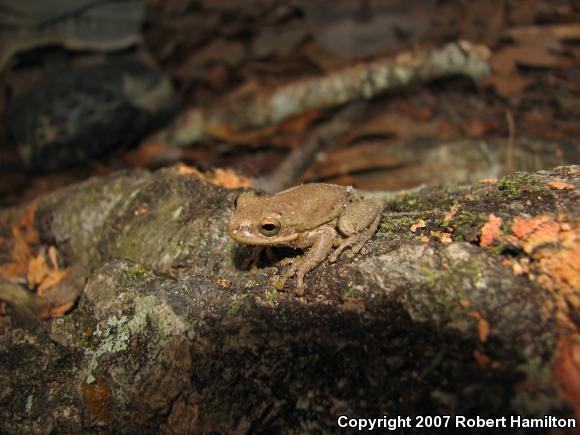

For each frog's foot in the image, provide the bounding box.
[277,256,295,267]
[328,237,358,262]
[275,261,299,290]
[274,263,304,296]
[294,272,306,297]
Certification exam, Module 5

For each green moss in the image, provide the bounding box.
[379,222,395,237]
[512,356,565,416]
[265,288,278,300]
[379,214,430,240]
[452,211,488,242]
[418,348,446,380]
[501,222,511,235]
[341,286,358,302]
[454,211,487,227]
[227,295,248,316]
[124,263,152,279]
[498,174,542,196]
[420,261,481,321]
[25,395,34,413]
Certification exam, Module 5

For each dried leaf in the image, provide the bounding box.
[0,201,38,279]
[27,253,49,288]
[482,74,533,98]
[304,141,403,181]
[343,112,450,144]
[49,301,75,318]
[37,267,70,297]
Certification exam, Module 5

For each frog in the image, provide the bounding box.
[228,183,383,296]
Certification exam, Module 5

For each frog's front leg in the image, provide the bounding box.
[240,246,278,270]
[275,225,336,296]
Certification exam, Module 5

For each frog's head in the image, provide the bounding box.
[228,192,301,246]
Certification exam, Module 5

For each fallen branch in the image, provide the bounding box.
[154,41,490,147]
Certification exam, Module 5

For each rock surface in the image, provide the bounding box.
[0,165,578,433]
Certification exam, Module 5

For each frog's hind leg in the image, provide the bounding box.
[329,212,381,262]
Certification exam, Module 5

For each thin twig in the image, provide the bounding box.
[153,41,491,148]
[505,110,515,173]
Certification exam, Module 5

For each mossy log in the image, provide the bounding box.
[0,165,578,433]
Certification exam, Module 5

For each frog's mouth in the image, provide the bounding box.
[234,232,300,246]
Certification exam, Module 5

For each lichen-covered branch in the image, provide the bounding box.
[155,41,490,147]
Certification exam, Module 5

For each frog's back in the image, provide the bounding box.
[271,183,348,229]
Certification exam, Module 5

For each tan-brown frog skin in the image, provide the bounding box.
[228,183,383,296]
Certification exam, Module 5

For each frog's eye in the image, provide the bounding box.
[259,218,281,237]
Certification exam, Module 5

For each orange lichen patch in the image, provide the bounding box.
[216,278,230,288]
[468,310,490,342]
[478,318,490,342]
[175,163,203,176]
[0,201,39,279]
[535,231,580,328]
[81,379,112,425]
[480,213,503,247]
[443,204,460,226]
[511,258,530,276]
[552,335,580,420]
[175,164,254,189]
[478,178,498,184]
[429,231,453,244]
[210,168,254,189]
[510,214,579,329]
[546,181,575,190]
[511,215,564,254]
[410,219,427,233]
[474,350,491,367]
[439,233,453,244]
